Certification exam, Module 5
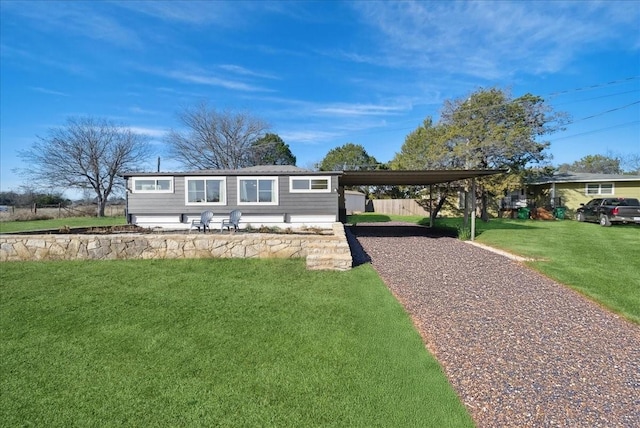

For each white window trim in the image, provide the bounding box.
[185,177,227,206]
[237,176,279,205]
[132,177,174,193]
[585,182,614,196]
[289,176,332,193]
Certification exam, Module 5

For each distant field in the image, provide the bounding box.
[0,215,126,233]
[0,204,125,222]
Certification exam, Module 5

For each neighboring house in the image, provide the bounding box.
[527,172,640,211]
[123,165,340,230]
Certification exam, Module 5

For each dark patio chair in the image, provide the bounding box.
[221,210,242,232]
[190,210,215,233]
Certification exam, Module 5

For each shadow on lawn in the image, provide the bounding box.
[419,218,545,238]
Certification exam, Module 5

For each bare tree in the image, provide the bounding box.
[166,102,270,170]
[621,153,640,174]
[19,117,151,217]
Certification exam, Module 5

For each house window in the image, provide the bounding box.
[586,183,614,195]
[132,177,173,193]
[289,176,331,193]
[238,177,278,205]
[185,177,226,205]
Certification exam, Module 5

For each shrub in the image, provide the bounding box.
[457,224,472,241]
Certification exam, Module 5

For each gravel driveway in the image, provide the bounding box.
[349,223,639,427]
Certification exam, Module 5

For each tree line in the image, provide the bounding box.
[0,190,71,208]
[16,89,639,217]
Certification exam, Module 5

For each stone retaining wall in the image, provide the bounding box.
[0,223,352,271]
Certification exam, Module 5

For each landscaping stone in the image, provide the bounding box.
[0,223,353,271]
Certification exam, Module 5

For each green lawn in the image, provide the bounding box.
[350,213,640,323]
[0,216,127,233]
[0,259,472,427]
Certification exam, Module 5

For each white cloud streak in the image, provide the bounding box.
[111,1,243,26]
[1,1,144,49]
[350,1,640,79]
[128,126,166,138]
[280,130,343,144]
[29,87,70,97]
[316,103,406,116]
[218,64,279,80]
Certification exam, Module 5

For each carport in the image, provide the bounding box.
[337,169,506,240]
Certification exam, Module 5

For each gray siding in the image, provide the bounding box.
[126,177,187,214]
[127,175,338,218]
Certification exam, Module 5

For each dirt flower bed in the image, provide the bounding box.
[8,224,332,236]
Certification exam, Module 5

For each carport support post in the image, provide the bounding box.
[471,178,476,241]
[338,186,346,223]
[429,185,434,227]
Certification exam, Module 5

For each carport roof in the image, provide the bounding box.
[339,169,506,186]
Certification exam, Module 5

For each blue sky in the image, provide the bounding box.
[1,0,639,194]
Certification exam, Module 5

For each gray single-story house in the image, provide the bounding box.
[123,165,341,230]
[122,166,505,230]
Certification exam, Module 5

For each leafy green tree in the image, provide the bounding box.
[391,118,459,169]
[34,193,70,206]
[558,154,622,174]
[390,118,461,219]
[392,88,567,220]
[250,133,296,166]
[0,191,19,206]
[318,143,379,171]
[317,143,382,197]
[440,88,566,219]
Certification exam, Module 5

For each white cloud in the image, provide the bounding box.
[280,130,343,144]
[218,64,279,80]
[128,126,166,138]
[349,1,640,79]
[316,103,407,116]
[1,1,144,49]
[129,106,160,115]
[112,1,242,26]
[1,44,87,75]
[140,65,274,93]
[29,87,70,97]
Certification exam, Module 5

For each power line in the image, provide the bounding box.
[551,89,640,107]
[549,120,640,142]
[312,76,640,142]
[337,98,640,139]
[546,76,640,98]
[571,101,640,123]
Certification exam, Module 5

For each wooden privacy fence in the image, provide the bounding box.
[369,199,431,216]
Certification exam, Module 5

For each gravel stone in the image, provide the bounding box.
[349,223,640,427]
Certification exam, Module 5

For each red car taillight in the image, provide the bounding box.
[612,207,619,216]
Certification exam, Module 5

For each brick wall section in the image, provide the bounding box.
[0,223,353,271]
